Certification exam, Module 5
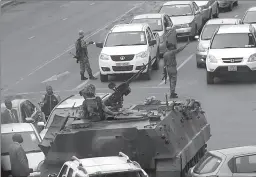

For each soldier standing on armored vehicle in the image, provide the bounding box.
[163,39,190,99]
[80,84,118,121]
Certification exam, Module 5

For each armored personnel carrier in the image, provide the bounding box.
[38,59,211,177]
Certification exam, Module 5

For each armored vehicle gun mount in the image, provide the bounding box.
[39,96,211,177]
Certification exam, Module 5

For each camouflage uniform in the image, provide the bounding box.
[75,30,97,80]
[163,41,189,98]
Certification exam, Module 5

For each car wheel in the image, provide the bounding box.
[228,3,233,11]
[143,59,151,80]
[152,49,160,70]
[206,71,214,84]
[213,6,219,18]
[100,73,108,82]
[197,63,201,68]
[234,1,238,6]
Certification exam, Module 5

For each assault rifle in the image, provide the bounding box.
[104,57,156,110]
[69,52,80,63]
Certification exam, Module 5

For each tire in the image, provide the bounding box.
[207,71,214,84]
[197,63,201,68]
[189,25,197,41]
[213,6,219,18]
[143,59,151,80]
[234,1,238,6]
[228,3,233,11]
[100,73,108,82]
[152,50,160,70]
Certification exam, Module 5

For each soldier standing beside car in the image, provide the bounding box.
[75,30,98,81]
[163,39,189,98]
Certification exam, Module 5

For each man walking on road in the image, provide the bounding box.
[75,30,98,81]
[163,39,190,98]
[1,99,19,124]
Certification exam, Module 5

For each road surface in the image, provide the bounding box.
[1,1,256,150]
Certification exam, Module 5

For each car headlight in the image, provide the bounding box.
[136,51,148,58]
[207,55,218,63]
[248,53,256,62]
[197,43,207,52]
[99,53,110,60]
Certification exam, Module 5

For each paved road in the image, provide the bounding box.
[1,1,256,150]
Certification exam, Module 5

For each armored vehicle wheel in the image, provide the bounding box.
[207,71,214,84]
[100,73,108,82]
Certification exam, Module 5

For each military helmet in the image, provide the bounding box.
[79,30,84,37]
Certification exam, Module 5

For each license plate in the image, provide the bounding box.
[116,62,129,66]
[228,66,237,71]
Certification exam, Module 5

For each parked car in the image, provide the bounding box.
[96,23,160,82]
[39,92,111,139]
[130,13,177,57]
[1,123,45,177]
[1,98,46,132]
[189,146,256,177]
[206,24,256,84]
[195,0,219,24]
[218,0,238,11]
[159,1,204,40]
[242,7,256,29]
[195,18,241,68]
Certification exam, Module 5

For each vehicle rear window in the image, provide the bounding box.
[159,4,193,17]
[211,33,256,49]
[90,171,142,177]
[131,18,163,32]
[201,24,220,40]
[193,152,222,174]
[242,11,256,24]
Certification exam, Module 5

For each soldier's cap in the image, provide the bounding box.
[12,133,23,143]
[84,84,96,95]
[79,30,84,36]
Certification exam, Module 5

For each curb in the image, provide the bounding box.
[1,1,14,8]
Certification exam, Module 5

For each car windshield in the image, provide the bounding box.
[104,31,147,47]
[90,171,142,177]
[211,33,256,49]
[193,152,222,174]
[1,131,41,155]
[131,18,163,31]
[201,24,220,40]
[243,11,256,24]
[159,4,193,16]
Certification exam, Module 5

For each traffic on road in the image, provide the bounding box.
[1,0,256,177]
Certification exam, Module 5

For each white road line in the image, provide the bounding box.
[3,2,145,93]
[90,3,95,5]
[28,36,35,40]
[73,72,100,90]
[41,71,70,83]
[62,18,68,21]
[158,54,194,86]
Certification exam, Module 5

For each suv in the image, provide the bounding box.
[96,23,160,82]
[48,152,148,177]
[206,24,256,84]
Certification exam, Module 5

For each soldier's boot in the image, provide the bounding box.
[80,73,88,80]
[89,75,97,80]
[170,93,178,98]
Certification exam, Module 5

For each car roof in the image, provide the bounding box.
[213,146,256,156]
[206,18,240,25]
[194,1,208,6]
[133,13,164,19]
[163,1,192,6]
[217,24,252,34]
[247,6,256,11]
[111,24,148,33]
[1,123,34,134]
[56,93,110,109]
[71,156,141,174]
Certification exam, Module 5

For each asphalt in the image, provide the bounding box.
[1,1,256,150]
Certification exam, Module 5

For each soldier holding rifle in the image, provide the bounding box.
[163,39,190,98]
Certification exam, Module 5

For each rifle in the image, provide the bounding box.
[69,52,80,63]
[162,66,167,84]
[104,57,156,110]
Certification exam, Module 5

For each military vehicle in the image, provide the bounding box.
[38,58,211,177]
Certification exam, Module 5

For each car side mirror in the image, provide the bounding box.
[166,26,172,31]
[149,39,156,46]
[25,117,35,123]
[195,10,200,15]
[96,42,103,48]
[37,122,45,127]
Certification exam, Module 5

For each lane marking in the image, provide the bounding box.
[2,2,145,93]
[158,54,194,86]
[90,3,95,5]
[234,15,238,17]
[62,18,68,21]
[73,72,100,90]
[41,71,70,83]
[28,36,35,40]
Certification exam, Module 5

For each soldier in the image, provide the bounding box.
[80,84,117,121]
[40,85,61,120]
[163,39,190,98]
[75,30,97,81]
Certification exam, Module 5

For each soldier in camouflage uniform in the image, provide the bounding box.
[80,84,117,121]
[163,40,189,98]
[75,30,97,80]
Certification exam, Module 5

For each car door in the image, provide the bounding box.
[232,154,256,177]
[147,27,157,62]
[165,15,176,44]
[193,2,203,30]
[57,164,69,177]
[22,100,45,124]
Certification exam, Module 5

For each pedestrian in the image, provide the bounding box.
[1,99,19,124]
[75,30,97,81]
[40,85,61,120]
[80,84,117,121]
[9,133,32,177]
[163,39,190,98]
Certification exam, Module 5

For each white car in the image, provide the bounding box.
[206,24,256,84]
[96,23,160,82]
[242,6,256,29]
[195,18,241,68]
[47,152,148,177]
[130,13,177,57]
[1,123,45,177]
